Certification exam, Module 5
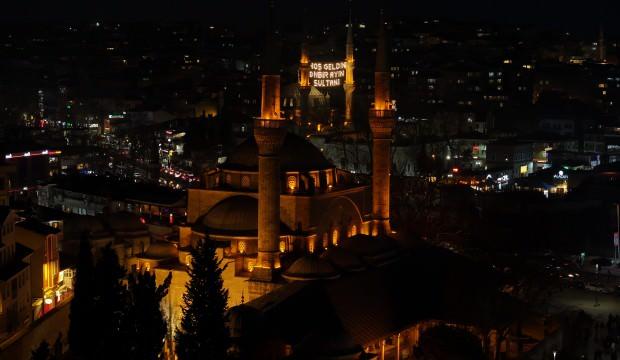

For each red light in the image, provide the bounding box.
[169,213,174,225]
[140,217,146,224]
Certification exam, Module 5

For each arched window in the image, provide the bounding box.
[332,229,339,246]
[287,175,297,193]
[279,240,286,253]
[308,239,315,253]
[185,255,192,267]
[350,224,358,237]
[238,240,247,254]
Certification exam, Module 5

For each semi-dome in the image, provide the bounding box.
[193,196,290,236]
[282,254,340,281]
[202,196,258,232]
[222,133,333,172]
[320,246,366,272]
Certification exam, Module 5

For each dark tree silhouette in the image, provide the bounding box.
[124,270,172,360]
[417,325,486,360]
[68,233,96,358]
[93,244,128,359]
[176,238,229,360]
[31,340,51,360]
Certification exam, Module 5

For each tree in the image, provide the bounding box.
[93,244,128,359]
[124,270,173,360]
[31,341,51,360]
[68,233,96,358]
[176,238,229,360]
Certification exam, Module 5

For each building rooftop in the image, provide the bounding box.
[16,218,61,236]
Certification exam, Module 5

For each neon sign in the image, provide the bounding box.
[309,62,346,87]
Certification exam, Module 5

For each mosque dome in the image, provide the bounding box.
[282,254,340,281]
[222,133,333,172]
[193,196,290,236]
[201,196,258,233]
[320,246,366,272]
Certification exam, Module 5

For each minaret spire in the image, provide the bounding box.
[343,0,355,127]
[298,7,311,127]
[369,9,394,236]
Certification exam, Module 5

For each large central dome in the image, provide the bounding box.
[222,133,333,172]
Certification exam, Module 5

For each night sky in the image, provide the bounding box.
[0,0,618,35]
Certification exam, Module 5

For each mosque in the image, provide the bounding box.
[123,2,399,343]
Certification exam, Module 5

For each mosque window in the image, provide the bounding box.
[247,260,255,272]
[332,229,339,246]
[308,239,315,253]
[241,176,250,188]
[144,263,151,272]
[225,174,232,184]
[287,175,297,193]
[350,224,358,237]
[185,255,192,267]
[279,240,286,253]
[238,240,247,254]
[322,233,329,249]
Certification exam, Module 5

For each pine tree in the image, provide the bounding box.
[124,270,172,360]
[68,232,96,358]
[176,238,229,360]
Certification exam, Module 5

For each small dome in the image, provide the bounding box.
[143,241,178,259]
[282,254,340,281]
[222,133,333,172]
[320,247,366,272]
[340,234,399,266]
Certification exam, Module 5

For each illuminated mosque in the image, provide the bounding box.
[182,1,395,301]
[125,0,400,337]
[119,4,529,359]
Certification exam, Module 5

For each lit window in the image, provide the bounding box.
[247,261,255,272]
[308,239,315,253]
[279,241,286,253]
[332,229,339,246]
[287,175,297,193]
[238,241,247,254]
[350,224,358,237]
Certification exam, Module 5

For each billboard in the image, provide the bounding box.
[309,62,346,87]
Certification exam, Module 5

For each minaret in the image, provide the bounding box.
[598,25,607,63]
[343,2,355,127]
[369,10,395,236]
[252,0,286,284]
[298,16,311,126]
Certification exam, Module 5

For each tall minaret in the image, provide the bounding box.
[252,0,286,284]
[369,10,395,236]
[598,25,607,63]
[343,2,355,127]
[298,15,311,126]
